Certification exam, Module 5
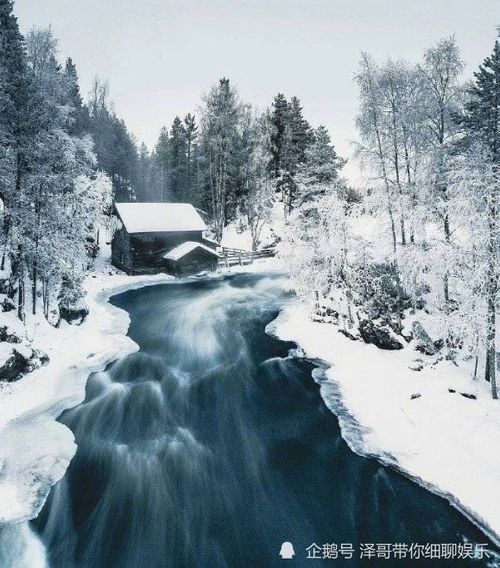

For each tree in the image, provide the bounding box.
[420,37,464,303]
[268,93,312,216]
[462,38,500,399]
[241,112,275,251]
[296,125,345,205]
[184,113,199,203]
[154,126,170,201]
[200,77,242,241]
[355,53,398,257]
[169,116,187,201]
[86,77,139,201]
[0,0,31,272]
[269,93,289,180]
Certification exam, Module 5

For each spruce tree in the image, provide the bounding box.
[269,93,289,179]
[169,116,187,201]
[462,38,500,399]
[63,57,87,136]
[154,126,170,201]
[184,113,198,203]
[297,125,345,204]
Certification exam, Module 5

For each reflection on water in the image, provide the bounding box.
[25,273,499,567]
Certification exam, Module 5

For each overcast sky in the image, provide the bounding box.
[14,0,500,182]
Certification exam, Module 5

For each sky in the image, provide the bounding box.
[14,0,500,182]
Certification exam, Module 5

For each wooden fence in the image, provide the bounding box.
[218,246,275,267]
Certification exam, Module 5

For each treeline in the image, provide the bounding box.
[0,1,117,322]
[132,79,337,243]
[281,35,500,399]
[0,0,344,326]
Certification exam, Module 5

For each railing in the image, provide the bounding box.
[218,246,275,267]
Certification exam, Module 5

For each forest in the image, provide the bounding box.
[1,0,500,400]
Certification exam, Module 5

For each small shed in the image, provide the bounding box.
[111,202,218,275]
[163,242,220,276]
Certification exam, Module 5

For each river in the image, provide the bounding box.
[20,272,499,566]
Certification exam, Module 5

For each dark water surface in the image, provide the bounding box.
[32,273,498,567]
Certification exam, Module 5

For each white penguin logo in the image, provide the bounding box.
[279,542,295,559]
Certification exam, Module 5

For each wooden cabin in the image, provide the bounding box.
[111,202,219,275]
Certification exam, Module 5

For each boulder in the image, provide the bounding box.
[412,321,441,356]
[58,305,89,326]
[358,320,404,350]
[1,298,15,312]
[0,326,21,344]
[0,347,30,382]
[27,349,49,372]
[0,278,10,295]
[409,359,424,372]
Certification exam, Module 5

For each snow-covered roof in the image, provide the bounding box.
[115,202,207,234]
[163,241,220,261]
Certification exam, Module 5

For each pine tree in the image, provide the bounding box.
[200,77,242,241]
[462,38,500,399]
[269,93,289,179]
[169,116,187,201]
[154,126,170,201]
[184,113,198,203]
[86,78,139,201]
[287,96,312,167]
[0,0,30,271]
[268,93,312,214]
[300,125,344,188]
[63,57,88,136]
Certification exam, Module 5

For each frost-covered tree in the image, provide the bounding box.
[461,38,500,398]
[355,53,399,256]
[419,37,464,304]
[296,125,345,205]
[200,78,243,241]
[241,112,275,251]
[268,93,312,216]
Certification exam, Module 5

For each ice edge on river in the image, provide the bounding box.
[0,272,175,526]
[266,299,500,551]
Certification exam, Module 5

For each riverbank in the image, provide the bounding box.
[0,268,175,525]
[267,296,500,550]
[0,253,276,528]
[2,256,500,558]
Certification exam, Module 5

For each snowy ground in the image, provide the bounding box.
[267,296,500,549]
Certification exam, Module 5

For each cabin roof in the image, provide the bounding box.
[115,202,207,234]
[163,241,220,261]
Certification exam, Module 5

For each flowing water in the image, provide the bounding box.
[10,272,499,566]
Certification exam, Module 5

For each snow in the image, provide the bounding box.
[115,202,206,234]
[163,241,219,261]
[2,235,499,559]
[221,202,283,250]
[0,243,175,525]
[267,297,500,548]
[0,344,14,367]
